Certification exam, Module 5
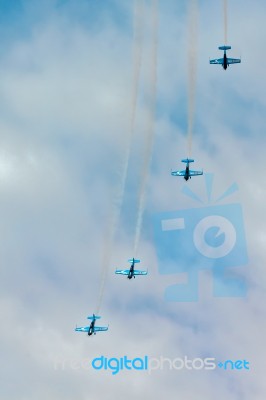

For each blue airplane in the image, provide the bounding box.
[115,258,148,279]
[171,158,203,181]
[75,314,108,336]
[210,45,241,70]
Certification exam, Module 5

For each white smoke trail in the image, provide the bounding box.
[133,0,158,257]
[95,0,145,314]
[224,0,228,45]
[120,0,145,197]
[187,0,198,157]
[95,192,121,314]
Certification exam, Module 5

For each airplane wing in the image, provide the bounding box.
[94,326,108,332]
[133,270,148,276]
[210,58,223,64]
[189,170,203,176]
[171,170,186,176]
[75,326,90,332]
[115,269,130,275]
[227,57,241,64]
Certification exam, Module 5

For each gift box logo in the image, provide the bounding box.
[153,174,248,302]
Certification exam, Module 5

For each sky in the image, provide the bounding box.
[1,0,266,399]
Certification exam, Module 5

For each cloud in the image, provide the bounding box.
[1,0,266,399]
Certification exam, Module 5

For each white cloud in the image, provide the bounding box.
[1,0,266,399]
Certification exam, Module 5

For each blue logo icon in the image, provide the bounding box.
[153,174,248,301]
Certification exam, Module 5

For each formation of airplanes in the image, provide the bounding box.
[75,40,241,336]
[170,44,240,181]
[75,259,147,336]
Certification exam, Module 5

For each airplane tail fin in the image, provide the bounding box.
[218,45,231,51]
[128,258,140,263]
[181,158,194,163]
[87,315,101,320]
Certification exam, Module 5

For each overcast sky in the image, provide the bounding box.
[0,0,265,399]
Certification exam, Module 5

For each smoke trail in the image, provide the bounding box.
[95,192,121,314]
[120,0,145,196]
[224,0,228,44]
[133,0,158,257]
[95,0,145,313]
[187,0,198,157]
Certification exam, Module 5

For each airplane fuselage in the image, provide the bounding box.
[223,52,228,70]
[88,319,95,335]
[128,264,135,279]
[184,165,191,181]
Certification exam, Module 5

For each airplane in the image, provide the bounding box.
[115,258,148,279]
[75,314,108,336]
[171,158,203,181]
[210,45,241,70]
